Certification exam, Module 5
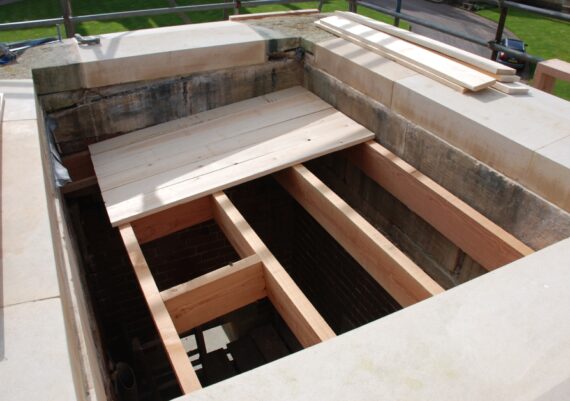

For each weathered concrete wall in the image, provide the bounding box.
[42,58,303,155]
[45,39,570,290]
[305,63,570,287]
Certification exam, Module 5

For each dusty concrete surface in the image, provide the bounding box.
[0,40,79,80]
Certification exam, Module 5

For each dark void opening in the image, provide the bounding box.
[66,190,300,401]
[226,175,402,334]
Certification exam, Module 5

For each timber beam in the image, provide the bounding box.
[211,191,336,347]
[275,164,444,307]
[345,141,533,270]
[131,196,213,244]
[162,254,266,334]
[118,224,202,394]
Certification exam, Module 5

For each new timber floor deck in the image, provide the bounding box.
[90,86,374,226]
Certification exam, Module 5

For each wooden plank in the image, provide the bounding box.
[90,88,310,155]
[211,191,336,347]
[229,9,319,21]
[316,16,495,91]
[275,165,443,307]
[491,81,529,95]
[161,255,266,334]
[93,89,329,182]
[62,150,95,181]
[336,11,515,76]
[118,225,201,394]
[131,196,213,244]
[101,106,373,226]
[315,21,467,93]
[345,141,534,270]
[61,176,98,194]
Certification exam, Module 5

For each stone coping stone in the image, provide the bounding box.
[178,236,570,401]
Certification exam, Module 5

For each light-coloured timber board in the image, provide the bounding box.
[315,21,467,93]
[229,9,319,21]
[94,91,332,186]
[131,196,213,244]
[274,165,443,307]
[90,87,312,156]
[314,38,418,106]
[211,191,336,347]
[316,16,495,91]
[491,81,529,95]
[346,141,533,270]
[91,87,374,226]
[162,254,266,334]
[336,11,515,76]
[118,225,201,394]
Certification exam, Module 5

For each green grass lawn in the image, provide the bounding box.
[0,0,406,42]
[477,7,570,100]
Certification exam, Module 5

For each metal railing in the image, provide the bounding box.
[0,0,322,36]
[0,0,567,65]
[353,0,569,64]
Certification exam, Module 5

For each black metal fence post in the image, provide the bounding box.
[491,1,508,61]
[59,0,75,38]
[394,0,402,27]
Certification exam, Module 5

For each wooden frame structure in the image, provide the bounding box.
[79,86,532,394]
[116,190,336,394]
[109,143,533,394]
[344,141,533,270]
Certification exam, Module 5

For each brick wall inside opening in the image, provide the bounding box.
[226,176,402,335]
[67,192,240,400]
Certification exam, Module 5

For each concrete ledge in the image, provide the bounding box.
[313,38,417,107]
[179,236,570,401]
[0,80,77,399]
[391,75,570,212]
[34,21,283,94]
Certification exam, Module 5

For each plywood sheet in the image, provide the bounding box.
[91,87,374,226]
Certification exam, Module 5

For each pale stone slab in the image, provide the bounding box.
[392,75,570,207]
[179,237,570,401]
[1,120,60,307]
[525,135,570,212]
[0,80,36,121]
[75,21,268,88]
[0,298,76,401]
[313,38,417,106]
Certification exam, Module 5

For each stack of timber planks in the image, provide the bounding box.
[315,12,528,95]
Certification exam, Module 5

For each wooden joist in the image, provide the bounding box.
[211,191,336,347]
[118,225,201,394]
[161,254,266,334]
[275,165,443,307]
[345,141,533,270]
[131,196,213,244]
[316,16,495,92]
[61,150,98,193]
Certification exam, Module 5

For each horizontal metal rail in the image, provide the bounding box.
[358,1,544,64]
[0,17,64,30]
[0,0,312,31]
[479,0,570,22]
